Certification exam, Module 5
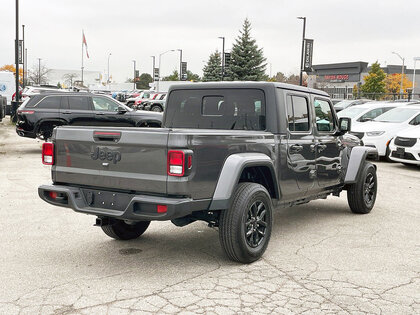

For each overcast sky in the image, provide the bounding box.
[1,0,420,83]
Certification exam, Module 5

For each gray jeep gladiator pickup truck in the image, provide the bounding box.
[39,82,377,263]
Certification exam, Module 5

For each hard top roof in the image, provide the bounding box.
[168,81,329,97]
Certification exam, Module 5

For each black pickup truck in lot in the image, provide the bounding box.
[39,82,377,263]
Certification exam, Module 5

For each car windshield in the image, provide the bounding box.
[374,107,419,123]
[337,107,366,118]
[334,100,353,108]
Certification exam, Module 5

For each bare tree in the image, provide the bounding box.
[28,64,51,85]
[62,73,78,87]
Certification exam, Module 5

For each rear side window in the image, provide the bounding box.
[286,95,310,132]
[68,96,90,110]
[165,89,266,130]
[358,107,391,121]
[314,99,335,132]
[35,96,61,109]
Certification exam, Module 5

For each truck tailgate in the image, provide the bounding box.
[53,126,169,194]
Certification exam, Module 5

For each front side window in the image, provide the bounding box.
[165,89,266,130]
[68,96,90,110]
[36,96,61,109]
[358,108,388,121]
[409,114,420,125]
[286,95,310,132]
[92,96,120,112]
[314,99,335,132]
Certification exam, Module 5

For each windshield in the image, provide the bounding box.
[334,100,353,108]
[337,107,366,118]
[374,107,419,123]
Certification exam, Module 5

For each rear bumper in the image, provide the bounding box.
[38,184,211,221]
[16,126,36,138]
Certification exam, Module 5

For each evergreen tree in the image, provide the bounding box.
[226,18,266,81]
[361,61,386,99]
[202,50,222,82]
[186,70,201,82]
[162,70,179,81]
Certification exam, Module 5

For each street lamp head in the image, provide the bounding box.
[218,36,225,39]
[297,16,305,20]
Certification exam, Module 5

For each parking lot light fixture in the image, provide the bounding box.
[412,57,420,96]
[157,49,175,91]
[297,17,306,86]
[392,51,405,95]
[177,49,182,80]
[218,37,225,80]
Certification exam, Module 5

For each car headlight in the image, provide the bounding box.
[366,131,385,136]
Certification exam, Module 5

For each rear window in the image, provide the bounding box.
[165,89,266,130]
[34,96,61,109]
[68,96,90,110]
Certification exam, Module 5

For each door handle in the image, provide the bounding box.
[62,111,72,114]
[289,144,303,153]
[95,112,105,115]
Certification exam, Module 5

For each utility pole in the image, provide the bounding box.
[22,24,25,89]
[37,58,42,84]
[297,17,306,86]
[392,51,405,96]
[177,49,183,80]
[12,0,20,122]
[157,49,175,92]
[132,60,136,90]
[218,37,225,81]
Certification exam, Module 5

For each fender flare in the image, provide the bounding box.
[344,146,377,184]
[209,153,279,210]
[35,118,67,134]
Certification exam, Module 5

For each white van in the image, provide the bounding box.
[0,71,16,114]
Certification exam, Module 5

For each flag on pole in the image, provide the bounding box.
[82,31,89,58]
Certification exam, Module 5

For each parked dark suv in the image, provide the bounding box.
[16,92,162,139]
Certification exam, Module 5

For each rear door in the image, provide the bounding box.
[62,95,94,126]
[312,97,342,188]
[284,93,316,197]
[91,95,134,127]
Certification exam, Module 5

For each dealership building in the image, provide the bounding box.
[307,61,420,99]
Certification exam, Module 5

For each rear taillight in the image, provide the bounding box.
[18,110,34,114]
[42,143,54,165]
[168,150,185,176]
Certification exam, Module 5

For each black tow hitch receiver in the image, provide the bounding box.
[94,217,115,227]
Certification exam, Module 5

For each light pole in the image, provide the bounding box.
[157,49,175,91]
[412,57,420,97]
[107,53,111,88]
[37,58,42,85]
[132,60,136,90]
[392,51,405,96]
[22,24,25,89]
[177,49,183,80]
[297,16,306,86]
[151,56,155,81]
[218,37,225,81]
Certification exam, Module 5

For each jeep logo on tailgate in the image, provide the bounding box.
[91,147,121,164]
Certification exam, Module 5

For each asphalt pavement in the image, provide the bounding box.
[0,119,419,314]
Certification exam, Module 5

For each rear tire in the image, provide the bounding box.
[219,182,273,263]
[151,105,162,112]
[101,220,150,240]
[347,162,377,214]
[36,122,63,141]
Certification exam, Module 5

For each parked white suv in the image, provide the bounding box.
[351,106,420,158]
[389,125,420,166]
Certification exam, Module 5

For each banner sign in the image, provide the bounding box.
[224,53,231,69]
[303,39,313,72]
[181,62,187,80]
[18,40,24,64]
[317,73,360,83]
[153,68,160,81]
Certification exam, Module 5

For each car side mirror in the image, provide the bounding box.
[338,117,351,134]
[117,107,127,114]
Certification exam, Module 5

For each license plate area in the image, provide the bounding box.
[82,189,132,211]
[396,147,405,157]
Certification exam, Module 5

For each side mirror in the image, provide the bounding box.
[117,107,127,114]
[338,117,351,134]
